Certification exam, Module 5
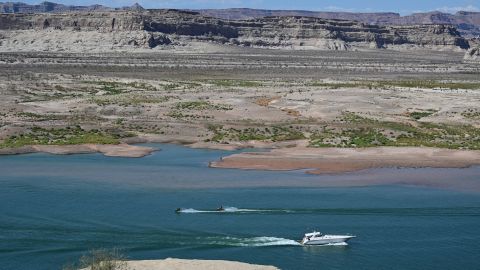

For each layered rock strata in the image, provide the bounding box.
[0,9,471,51]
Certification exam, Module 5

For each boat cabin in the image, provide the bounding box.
[304,231,322,238]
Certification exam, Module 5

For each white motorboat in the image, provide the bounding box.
[300,231,355,245]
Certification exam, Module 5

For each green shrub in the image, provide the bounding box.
[0,127,121,148]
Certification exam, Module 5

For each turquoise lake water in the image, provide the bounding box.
[1,144,480,270]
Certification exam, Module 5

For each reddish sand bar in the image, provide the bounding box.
[0,144,155,158]
[210,147,480,174]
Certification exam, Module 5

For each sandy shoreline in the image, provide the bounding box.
[81,258,278,270]
[210,146,480,174]
[2,140,480,174]
[0,143,155,158]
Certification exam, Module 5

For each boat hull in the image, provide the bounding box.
[301,235,355,245]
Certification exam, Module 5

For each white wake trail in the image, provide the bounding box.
[208,236,302,247]
[178,207,288,214]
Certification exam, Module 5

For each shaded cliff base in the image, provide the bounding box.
[0,29,469,53]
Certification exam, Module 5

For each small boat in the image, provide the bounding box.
[175,208,182,213]
[216,206,225,212]
[300,231,355,245]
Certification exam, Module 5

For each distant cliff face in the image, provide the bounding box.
[0,1,112,13]
[1,2,479,38]
[196,9,480,38]
[0,12,145,31]
[0,9,471,51]
[226,16,469,49]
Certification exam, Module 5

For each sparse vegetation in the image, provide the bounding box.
[309,80,480,90]
[99,82,123,95]
[208,80,264,87]
[63,249,128,270]
[2,51,480,152]
[174,101,233,111]
[462,109,480,119]
[163,83,181,91]
[208,125,305,143]
[167,110,213,120]
[409,110,437,120]
[16,112,63,121]
[92,95,171,106]
[166,101,232,120]
[310,112,480,149]
[83,80,160,95]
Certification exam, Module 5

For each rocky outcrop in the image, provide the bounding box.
[386,24,470,49]
[0,9,471,51]
[148,33,171,48]
[464,47,480,61]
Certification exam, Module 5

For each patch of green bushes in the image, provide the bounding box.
[208,125,305,143]
[63,249,127,270]
[309,112,480,149]
[174,101,233,111]
[0,126,121,148]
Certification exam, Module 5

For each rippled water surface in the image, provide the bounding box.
[1,144,480,270]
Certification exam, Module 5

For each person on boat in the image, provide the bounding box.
[216,206,225,211]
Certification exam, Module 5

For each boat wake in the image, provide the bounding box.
[203,236,349,247]
[177,206,480,216]
[207,236,302,247]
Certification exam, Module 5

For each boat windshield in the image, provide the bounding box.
[305,232,322,237]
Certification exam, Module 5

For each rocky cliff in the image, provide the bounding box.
[0,9,471,52]
[197,9,480,38]
[0,11,146,31]
[225,16,469,49]
[2,2,480,37]
[0,1,141,13]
